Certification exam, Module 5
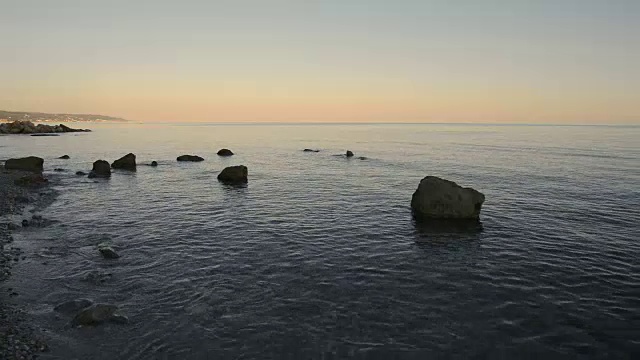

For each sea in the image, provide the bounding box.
[1,122,639,359]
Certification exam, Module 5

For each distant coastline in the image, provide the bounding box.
[0,110,127,123]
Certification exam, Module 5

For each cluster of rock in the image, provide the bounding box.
[0,121,91,134]
[5,149,486,222]
[79,149,247,184]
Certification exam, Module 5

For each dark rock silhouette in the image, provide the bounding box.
[150,161,158,167]
[0,120,90,134]
[346,150,354,158]
[90,160,111,178]
[217,149,234,156]
[411,176,485,220]
[59,155,70,159]
[303,149,320,152]
[177,155,204,162]
[54,168,65,172]
[4,156,44,172]
[76,171,87,176]
[217,165,248,184]
[111,153,136,170]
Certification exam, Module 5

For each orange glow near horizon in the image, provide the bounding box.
[1,1,638,124]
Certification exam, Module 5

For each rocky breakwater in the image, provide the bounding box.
[0,120,90,134]
[411,176,485,220]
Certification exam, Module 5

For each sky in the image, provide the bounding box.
[0,0,638,123]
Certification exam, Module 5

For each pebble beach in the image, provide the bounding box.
[1,168,53,359]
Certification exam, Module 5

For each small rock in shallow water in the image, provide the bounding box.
[217,148,234,156]
[82,270,113,284]
[21,220,29,227]
[346,150,354,157]
[72,304,119,326]
[76,171,87,176]
[150,161,158,167]
[177,155,204,162]
[98,243,120,259]
[54,168,65,172]
[59,155,70,159]
[303,148,320,152]
[14,173,48,187]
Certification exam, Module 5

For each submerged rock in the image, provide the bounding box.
[59,155,70,159]
[54,299,93,314]
[150,161,158,167]
[72,304,119,326]
[217,165,248,184]
[21,219,29,227]
[346,150,354,158]
[177,155,204,162]
[6,222,19,230]
[14,173,48,187]
[82,270,113,284]
[98,243,120,259]
[410,176,485,220]
[4,156,44,172]
[90,160,111,178]
[76,171,87,176]
[111,153,136,170]
[303,149,320,152]
[109,314,129,324]
[217,148,234,156]
[54,168,65,172]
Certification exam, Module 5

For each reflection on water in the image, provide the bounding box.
[2,123,639,359]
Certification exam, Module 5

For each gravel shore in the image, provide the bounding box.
[1,168,54,359]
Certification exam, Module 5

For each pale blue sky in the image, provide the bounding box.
[1,0,638,123]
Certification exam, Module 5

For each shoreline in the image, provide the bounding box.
[1,168,58,359]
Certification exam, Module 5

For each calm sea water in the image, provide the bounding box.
[2,123,639,359]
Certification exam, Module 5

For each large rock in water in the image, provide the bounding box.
[217,165,248,184]
[4,156,44,172]
[111,153,136,170]
[217,148,234,156]
[177,155,204,162]
[90,160,111,178]
[410,176,485,220]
